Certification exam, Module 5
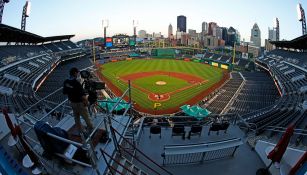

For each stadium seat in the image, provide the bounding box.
[172,124,186,139]
[187,124,202,139]
[149,125,161,138]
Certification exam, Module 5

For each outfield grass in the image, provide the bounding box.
[133,75,189,94]
[101,59,224,111]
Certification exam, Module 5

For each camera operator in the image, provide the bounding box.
[63,67,94,133]
[79,70,105,116]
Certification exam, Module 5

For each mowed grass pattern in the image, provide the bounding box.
[101,59,224,110]
[133,75,189,94]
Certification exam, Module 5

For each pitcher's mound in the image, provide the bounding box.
[148,93,170,102]
[156,81,167,86]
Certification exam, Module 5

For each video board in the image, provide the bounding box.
[106,37,113,48]
[113,35,129,48]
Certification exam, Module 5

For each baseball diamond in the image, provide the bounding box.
[97,59,228,114]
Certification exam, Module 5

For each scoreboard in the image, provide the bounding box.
[111,34,136,48]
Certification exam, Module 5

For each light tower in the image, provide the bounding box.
[133,20,138,46]
[275,18,280,41]
[21,1,31,31]
[0,0,10,24]
[102,19,109,48]
[297,3,307,35]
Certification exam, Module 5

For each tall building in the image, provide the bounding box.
[168,24,173,38]
[177,15,186,32]
[248,45,261,58]
[221,27,228,44]
[227,27,237,46]
[215,27,223,39]
[202,22,208,34]
[268,18,279,41]
[188,29,197,37]
[236,30,241,44]
[203,35,218,49]
[268,27,277,41]
[208,22,217,36]
[250,23,261,47]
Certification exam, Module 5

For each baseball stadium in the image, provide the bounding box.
[0,1,306,175]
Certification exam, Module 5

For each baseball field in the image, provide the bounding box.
[97,59,228,114]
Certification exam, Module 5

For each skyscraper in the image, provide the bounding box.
[221,27,228,43]
[202,22,208,34]
[268,27,277,41]
[215,27,223,39]
[208,22,217,36]
[168,24,173,38]
[177,15,186,32]
[250,23,261,47]
[227,27,237,46]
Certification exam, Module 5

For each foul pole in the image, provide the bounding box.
[232,42,236,64]
[92,40,96,63]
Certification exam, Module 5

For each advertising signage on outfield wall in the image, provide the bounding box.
[221,64,229,69]
[212,62,219,67]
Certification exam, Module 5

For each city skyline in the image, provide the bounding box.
[2,0,307,45]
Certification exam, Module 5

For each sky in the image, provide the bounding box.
[3,0,307,45]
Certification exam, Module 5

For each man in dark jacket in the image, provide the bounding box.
[63,67,94,132]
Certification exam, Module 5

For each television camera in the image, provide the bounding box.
[80,70,105,105]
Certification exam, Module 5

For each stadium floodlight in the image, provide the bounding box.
[102,19,109,28]
[297,3,306,35]
[274,18,279,28]
[133,20,138,27]
[21,1,30,30]
[297,3,303,21]
[102,19,109,48]
[26,1,31,17]
[0,0,11,24]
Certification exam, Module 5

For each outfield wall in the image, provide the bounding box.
[151,49,176,59]
[202,59,233,70]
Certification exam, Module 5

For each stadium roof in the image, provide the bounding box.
[0,24,74,43]
[43,35,75,42]
[0,24,44,43]
[270,34,307,49]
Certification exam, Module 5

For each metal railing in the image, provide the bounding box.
[265,126,307,136]
[100,149,138,175]
[162,138,243,166]
[109,126,173,175]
